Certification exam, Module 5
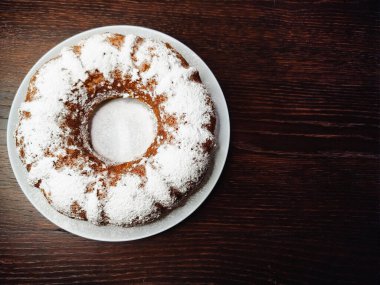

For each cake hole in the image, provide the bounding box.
[90,98,157,163]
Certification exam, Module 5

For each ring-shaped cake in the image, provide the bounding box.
[15,33,216,226]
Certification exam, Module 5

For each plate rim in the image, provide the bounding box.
[6,25,230,242]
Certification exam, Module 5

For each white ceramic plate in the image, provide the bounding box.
[7,26,230,241]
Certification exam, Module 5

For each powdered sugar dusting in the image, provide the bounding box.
[15,32,216,227]
[80,34,120,80]
[91,98,157,163]
[104,174,155,225]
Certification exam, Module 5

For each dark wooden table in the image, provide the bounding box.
[1,1,379,284]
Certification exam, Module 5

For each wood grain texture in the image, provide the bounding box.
[0,0,379,284]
